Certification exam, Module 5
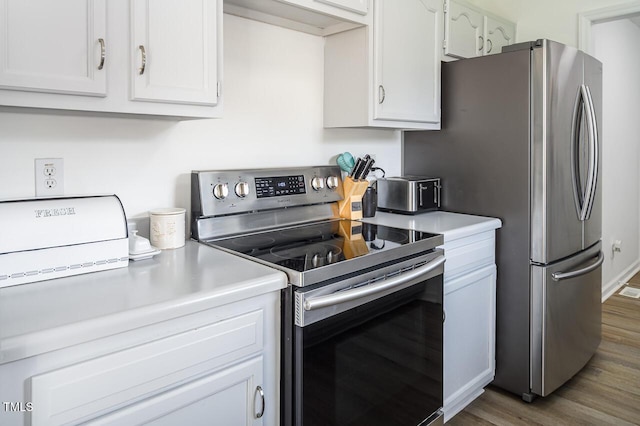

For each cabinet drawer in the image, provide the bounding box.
[93,356,264,425]
[444,231,495,282]
[31,309,264,426]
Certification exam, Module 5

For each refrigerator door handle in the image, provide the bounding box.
[551,251,604,281]
[571,85,599,222]
[582,85,599,221]
[570,87,586,219]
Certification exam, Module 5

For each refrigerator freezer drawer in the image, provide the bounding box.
[530,242,602,396]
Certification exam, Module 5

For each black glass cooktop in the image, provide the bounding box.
[209,219,441,276]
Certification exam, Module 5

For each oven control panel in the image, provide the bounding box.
[192,166,344,217]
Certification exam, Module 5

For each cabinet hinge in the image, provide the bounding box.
[443,1,448,13]
[217,81,221,98]
[443,39,447,49]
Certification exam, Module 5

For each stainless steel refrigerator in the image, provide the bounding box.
[403,39,603,401]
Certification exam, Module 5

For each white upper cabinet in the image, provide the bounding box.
[484,15,515,56]
[373,0,440,124]
[324,0,441,130]
[315,0,368,15]
[131,0,219,106]
[0,0,107,96]
[224,0,370,36]
[0,0,223,119]
[444,0,483,59]
[444,0,515,59]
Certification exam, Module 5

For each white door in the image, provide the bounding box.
[483,16,515,55]
[0,0,107,96]
[373,0,440,124]
[444,0,483,58]
[131,0,219,106]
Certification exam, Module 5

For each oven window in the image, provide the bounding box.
[293,277,443,426]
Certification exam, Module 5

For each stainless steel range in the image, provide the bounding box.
[191,166,445,426]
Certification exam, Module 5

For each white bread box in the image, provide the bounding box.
[0,195,129,288]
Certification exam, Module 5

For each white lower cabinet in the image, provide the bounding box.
[93,356,264,425]
[443,231,496,422]
[0,292,279,426]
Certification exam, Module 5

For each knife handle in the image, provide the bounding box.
[351,158,365,179]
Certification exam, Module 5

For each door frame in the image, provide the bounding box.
[578,1,640,54]
[578,1,640,302]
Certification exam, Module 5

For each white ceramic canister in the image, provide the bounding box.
[149,208,186,249]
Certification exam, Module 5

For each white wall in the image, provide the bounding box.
[0,14,401,222]
[593,18,640,295]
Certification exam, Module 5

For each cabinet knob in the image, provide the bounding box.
[98,38,106,70]
[478,35,484,52]
[378,85,386,104]
[486,38,493,54]
[138,45,147,75]
[255,385,265,419]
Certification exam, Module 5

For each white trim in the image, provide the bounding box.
[602,259,640,301]
[579,1,640,54]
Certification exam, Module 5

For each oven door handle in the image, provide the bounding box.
[303,255,445,311]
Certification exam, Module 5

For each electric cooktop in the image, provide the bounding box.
[206,219,442,287]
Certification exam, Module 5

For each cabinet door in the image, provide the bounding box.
[483,16,515,55]
[95,357,265,425]
[443,264,496,420]
[373,0,440,124]
[0,0,107,96]
[444,0,483,59]
[131,0,219,106]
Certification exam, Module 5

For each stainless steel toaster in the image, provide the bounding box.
[376,176,441,214]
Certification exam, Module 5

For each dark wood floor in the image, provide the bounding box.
[448,273,640,425]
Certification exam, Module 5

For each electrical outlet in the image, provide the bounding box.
[612,239,622,256]
[35,158,64,197]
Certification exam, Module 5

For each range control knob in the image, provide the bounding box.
[311,176,325,191]
[235,181,250,198]
[326,175,340,190]
[213,183,229,200]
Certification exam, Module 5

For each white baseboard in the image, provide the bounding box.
[602,259,640,301]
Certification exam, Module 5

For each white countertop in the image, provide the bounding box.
[0,213,498,364]
[362,211,502,243]
[0,241,287,365]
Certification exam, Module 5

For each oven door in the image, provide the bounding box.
[283,250,444,426]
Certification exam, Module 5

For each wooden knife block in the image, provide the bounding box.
[338,177,370,220]
[337,219,369,259]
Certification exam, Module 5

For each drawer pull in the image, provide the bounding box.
[255,385,265,418]
[97,38,105,70]
[138,45,146,75]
